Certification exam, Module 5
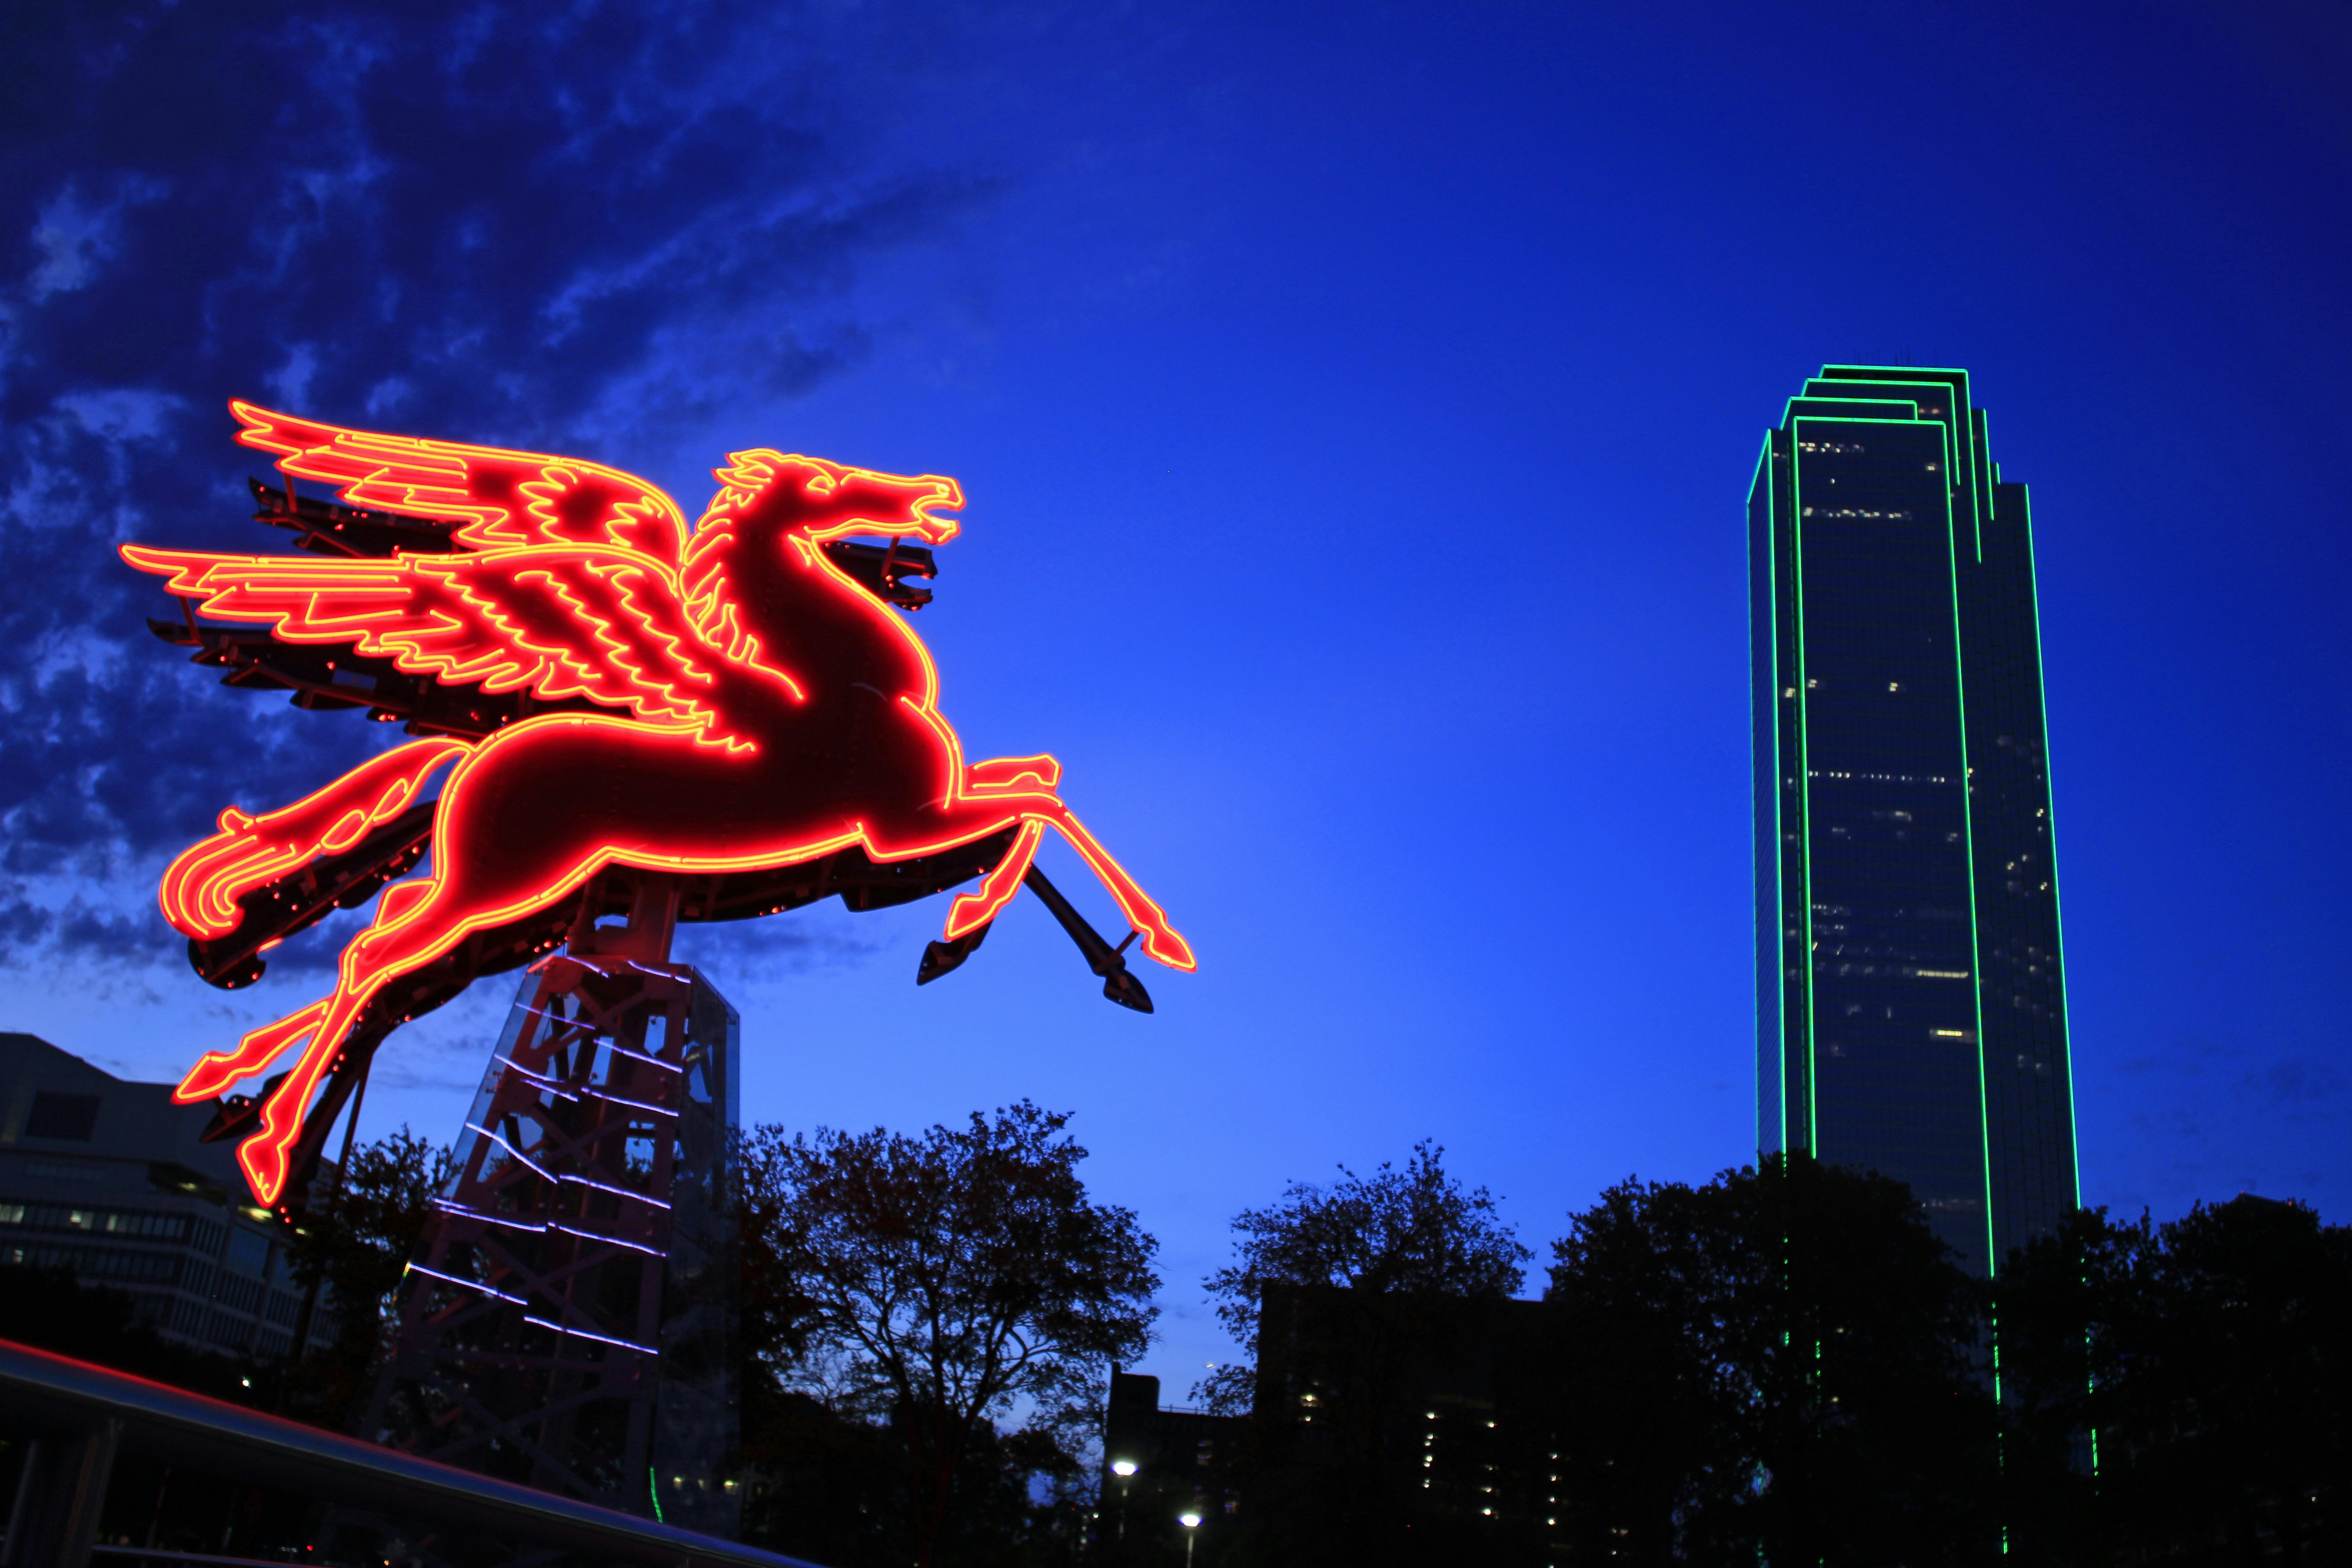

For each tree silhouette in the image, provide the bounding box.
[1998,1195,2352,1563]
[1536,1155,1995,1565]
[737,1102,1156,1568]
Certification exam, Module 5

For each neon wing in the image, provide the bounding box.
[119,544,769,741]
[231,402,688,562]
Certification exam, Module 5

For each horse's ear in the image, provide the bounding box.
[715,452,778,490]
[707,451,784,518]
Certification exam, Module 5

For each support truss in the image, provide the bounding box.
[360,881,739,1534]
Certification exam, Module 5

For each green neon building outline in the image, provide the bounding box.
[1819,366,1988,554]
[1748,434,1786,1157]
[1789,425,1816,1151]
[1767,369,2073,1278]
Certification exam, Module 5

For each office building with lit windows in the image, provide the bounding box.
[0,1032,325,1359]
[1749,366,2078,1277]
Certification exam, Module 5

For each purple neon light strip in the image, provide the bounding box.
[523,1313,660,1355]
[464,1123,671,1210]
[466,1122,556,1184]
[497,1053,674,1117]
[600,1039,682,1076]
[405,1261,529,1307]
[431,1197,668,1257]
[549,1220,667,1257]
[492,1054,581,1101]
[561,1171,673,1210]
[587,1088,678,1120]
[430,1198,543,1234]
[497,1044,679,1119]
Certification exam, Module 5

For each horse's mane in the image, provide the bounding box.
[678,451,783,663]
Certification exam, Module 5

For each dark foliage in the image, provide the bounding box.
[279,1125,456,1428]
[735,1101,1155,1568]
[1997,1195,2352,1563]
[1195,1139,1529,1415]
[1533,1154,1997,1566]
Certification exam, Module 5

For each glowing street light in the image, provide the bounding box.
[1109,1460,1137,1539]
[1179,1509,1202,1568]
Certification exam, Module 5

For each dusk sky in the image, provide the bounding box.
[4,0,2347,1395]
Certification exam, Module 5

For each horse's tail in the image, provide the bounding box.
[160,738,470,940]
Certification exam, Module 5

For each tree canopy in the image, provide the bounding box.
[1539,1154,1994,1565]
[736,1100,1156,1568]
[1997,1194,2352,1563]
[1196,1139,1529,1413]
[281,1124,456,1426]
[1194,1141,1533,1566]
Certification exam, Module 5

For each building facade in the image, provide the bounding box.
[0,1032,321,1360]
[1750,366,2078,1275]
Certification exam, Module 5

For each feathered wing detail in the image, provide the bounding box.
[120,543,759,740]
[231,402,688,562]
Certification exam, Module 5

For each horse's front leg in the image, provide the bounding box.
[1025,799,1195,971]
[945,818,1044,940]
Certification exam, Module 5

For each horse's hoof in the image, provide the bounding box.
[198,1074,283,1144]
[1102,968,1154,1014]
[917,921,992,985]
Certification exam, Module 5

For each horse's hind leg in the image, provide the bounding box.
[175,999,333,1104]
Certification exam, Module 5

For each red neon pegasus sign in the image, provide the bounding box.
[126,405,1194,1205]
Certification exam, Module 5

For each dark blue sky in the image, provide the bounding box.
[5,0,2347,1391]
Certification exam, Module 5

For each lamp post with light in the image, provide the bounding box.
[1179,1509,1201,1568]
[1109,1459,1137,1542]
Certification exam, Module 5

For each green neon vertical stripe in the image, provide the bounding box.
[1789,424,1818,1153]
[1749,434,1785,1158]
[2016,487,2084,1207]
[1945,458,1999,1280]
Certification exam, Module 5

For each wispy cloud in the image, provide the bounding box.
[0,0,1002,983]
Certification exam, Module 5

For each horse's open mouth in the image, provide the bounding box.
[824,537,937,610]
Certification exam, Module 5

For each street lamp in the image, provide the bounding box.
[1179,1509,1202,1568]
[1109,1461,1136,1540]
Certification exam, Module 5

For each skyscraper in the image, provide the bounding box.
[1750,366,2078,1276]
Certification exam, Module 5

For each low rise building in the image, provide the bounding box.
[0,1032,324,1362]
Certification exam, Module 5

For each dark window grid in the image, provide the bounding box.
[0,1241,185,1286]
[215,1272,263,1318]
[0,1199,195,1242]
